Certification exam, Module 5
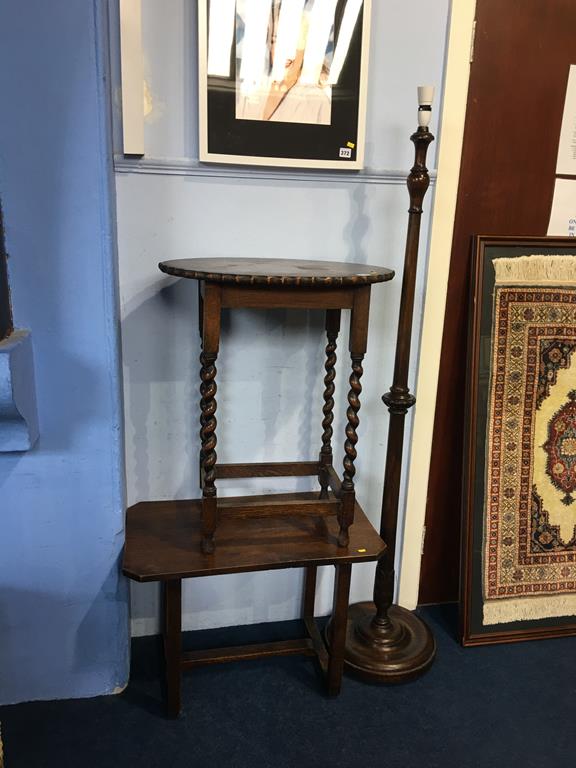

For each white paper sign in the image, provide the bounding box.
[547,178,576,236]
[556,65,576,175]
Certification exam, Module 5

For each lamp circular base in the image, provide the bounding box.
[331,601,436,684]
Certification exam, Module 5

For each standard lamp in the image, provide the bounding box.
[338,86,437,682]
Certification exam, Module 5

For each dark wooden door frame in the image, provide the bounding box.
[419,0,576,604]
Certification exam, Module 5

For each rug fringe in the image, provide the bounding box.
[484,594,576,625]
[493,255,576,285]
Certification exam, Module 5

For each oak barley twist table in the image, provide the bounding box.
[123,257,393,715]
[159,257,393,554]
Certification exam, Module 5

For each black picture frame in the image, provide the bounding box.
[198,0,371,169]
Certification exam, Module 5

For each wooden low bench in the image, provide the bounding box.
[123,497,386,716]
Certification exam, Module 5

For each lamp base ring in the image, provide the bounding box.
[327,601,436,684]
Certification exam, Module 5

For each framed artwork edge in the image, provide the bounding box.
[460,234,576,647]
[198,0,208,166]
[196,152,366,171]
[119,0,145,157]
[198,0,372,170]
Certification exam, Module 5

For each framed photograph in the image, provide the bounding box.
[198,0,372,169]
[461,236,576,646]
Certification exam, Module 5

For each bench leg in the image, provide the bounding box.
[327,563,352,696]
[303,566,317,621]
[164,579,182,717]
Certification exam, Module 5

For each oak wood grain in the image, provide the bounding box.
[159,257,393,286]
[123,494,386,582]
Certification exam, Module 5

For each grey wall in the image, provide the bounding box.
[112,0,450,635]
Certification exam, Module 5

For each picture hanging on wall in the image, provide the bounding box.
[461,236,576,646]
[198,0,372,169]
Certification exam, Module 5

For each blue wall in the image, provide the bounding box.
[0,0,129,703]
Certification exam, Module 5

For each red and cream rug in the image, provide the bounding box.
[483,255,576,624]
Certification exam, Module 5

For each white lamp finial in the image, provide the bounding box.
[417,85,434,128]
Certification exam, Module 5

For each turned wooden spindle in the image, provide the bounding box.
[339,353,363,544]
[335,88,437,682]
[319,309,340,500]
[342,354,364,492]
[374,125,433,625]
[337,284,371,548]
[199,351,218,475]
[198,287,205,478]
[200,350,218,553]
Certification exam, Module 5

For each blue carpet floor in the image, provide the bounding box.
[1,605,575,767]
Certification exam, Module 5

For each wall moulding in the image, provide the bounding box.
[114,155,437,186]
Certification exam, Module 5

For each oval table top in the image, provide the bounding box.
[158,257,394,287]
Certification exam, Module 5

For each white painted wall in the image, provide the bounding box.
[111,0,451,636]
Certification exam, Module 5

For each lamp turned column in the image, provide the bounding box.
[334,87,437,682]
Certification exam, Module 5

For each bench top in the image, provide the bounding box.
[123,494,386,581]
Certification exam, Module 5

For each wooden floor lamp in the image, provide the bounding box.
[339,88,437,681]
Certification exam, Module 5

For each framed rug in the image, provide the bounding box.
[461,236,576,645]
